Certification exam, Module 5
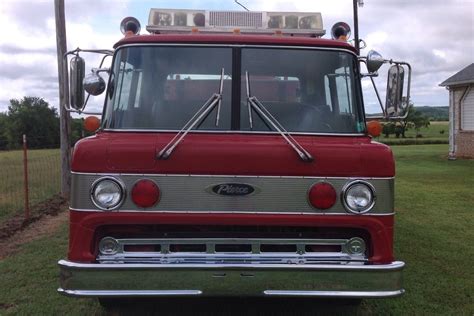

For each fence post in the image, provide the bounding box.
[23,134,30,220]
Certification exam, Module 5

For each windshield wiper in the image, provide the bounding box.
[157,68,224,160]
[245,71,314,162]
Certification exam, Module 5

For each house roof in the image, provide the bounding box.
[440,63,474,87]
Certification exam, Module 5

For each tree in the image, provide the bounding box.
[71,118,94,145]
[382,122,395,138]
[0,112,8,150]
[399,106,430,138]
[5,97,60,149]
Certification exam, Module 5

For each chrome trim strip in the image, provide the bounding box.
[69,207,395,216]
[71,171,394,180]
[57,289,404,298]
[59,259,405,270]
[57,289,202,297]
[101,129,366,136]
[263,290,405,298]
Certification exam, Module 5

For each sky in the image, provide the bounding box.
[0,0,473,114]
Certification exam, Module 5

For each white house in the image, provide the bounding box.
[440,63,474,159]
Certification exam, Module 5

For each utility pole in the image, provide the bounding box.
[353,0,360,54]
[54,0,71,198]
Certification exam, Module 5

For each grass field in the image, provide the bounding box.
[0,144,473,315]
[0,149,60,222]
[375,121,449,145]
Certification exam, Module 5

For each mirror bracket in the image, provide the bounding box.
[92,67,111,75]
[360,72,378,78]
[63,48,114,114]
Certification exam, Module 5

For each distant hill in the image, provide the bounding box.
[414,106,448,121]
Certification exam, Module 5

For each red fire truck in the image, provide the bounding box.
[58,7,411,304]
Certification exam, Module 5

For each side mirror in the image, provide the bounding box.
[385,65,405,116]
[84,72,106,96]
[69,56,85,110]
[366,50,385,73]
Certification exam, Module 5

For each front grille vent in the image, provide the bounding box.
[97,237,367,265]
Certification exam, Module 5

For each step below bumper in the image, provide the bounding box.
[58,260,405,298]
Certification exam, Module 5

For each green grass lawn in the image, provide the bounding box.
[404,121,449,138]
[0,144,472,314]
[0,149,60,222]
[375,121,449,145]
[361,144,474,314]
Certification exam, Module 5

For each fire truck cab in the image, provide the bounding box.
[58,8,408,301]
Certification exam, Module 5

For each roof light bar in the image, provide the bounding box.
[147,9,325,36]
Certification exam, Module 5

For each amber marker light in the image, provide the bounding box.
[84,116,101,132]
[367,120,382,137]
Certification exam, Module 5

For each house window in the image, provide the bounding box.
[461,87,474,131]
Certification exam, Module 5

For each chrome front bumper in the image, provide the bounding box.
[58,260,405,298]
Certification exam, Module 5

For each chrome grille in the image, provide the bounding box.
[209,11,263,28]
[97,237,367,265]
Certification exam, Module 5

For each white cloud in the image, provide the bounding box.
[432,49,446,59]
[0,0,129,112]
[0,0,472,114]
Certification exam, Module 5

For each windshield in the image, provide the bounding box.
[103,46,232,130]
[103,46,365,134]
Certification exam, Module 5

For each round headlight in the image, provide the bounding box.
[342,181,375,214]
[91,177,124,210]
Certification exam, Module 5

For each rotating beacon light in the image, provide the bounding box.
[120,17,141,36]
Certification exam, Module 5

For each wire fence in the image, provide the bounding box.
[0,135,60,223]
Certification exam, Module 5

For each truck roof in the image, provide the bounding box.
[114,34,357,53]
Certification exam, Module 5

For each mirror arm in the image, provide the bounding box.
[359,58,385,116]
[398,61,412,114]
[63,48,114,114]
[63,50,79,112]
[369,76,386,117]
[361,54,413,121]
[361,72,378,78]
[65,48,114,57]
[66,109,102,115]
[91,67,111,75]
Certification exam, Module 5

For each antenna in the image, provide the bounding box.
[234,0,250,11]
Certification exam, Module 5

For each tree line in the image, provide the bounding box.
[0,96,437,149]
[0,97,88,150]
